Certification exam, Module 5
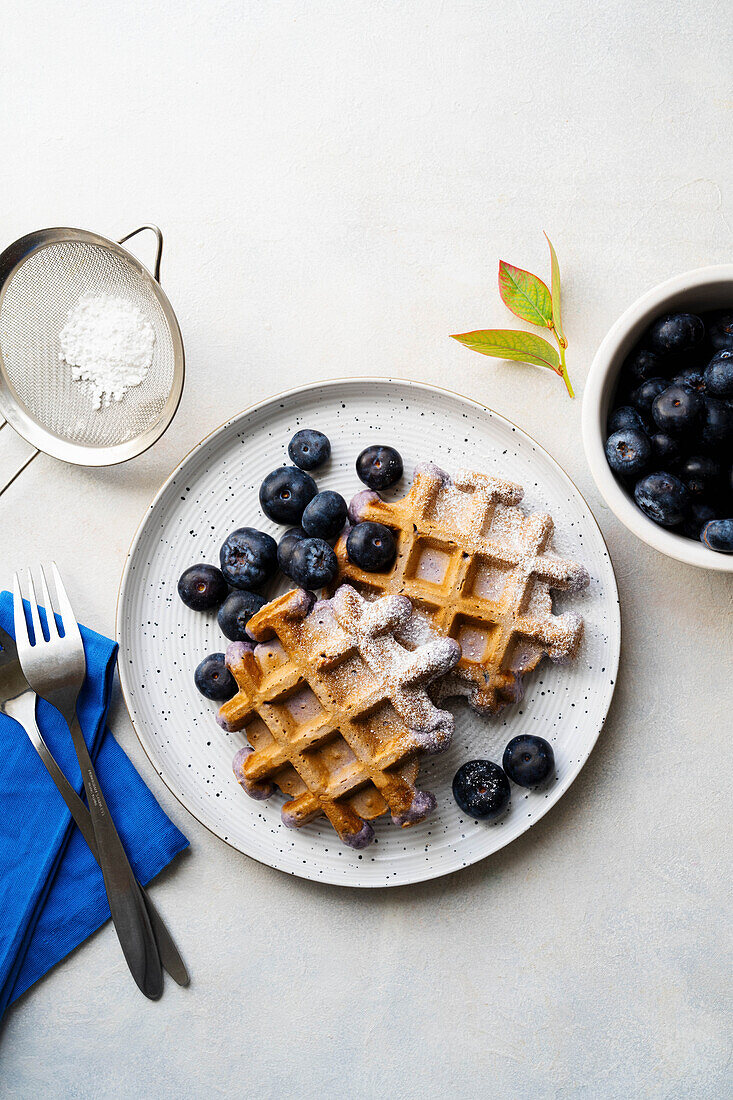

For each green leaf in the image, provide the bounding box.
[544,232,566,347]
[450,329,560,372]
[498,261,553,329]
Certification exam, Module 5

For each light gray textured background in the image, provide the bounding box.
[1,2,731,1097]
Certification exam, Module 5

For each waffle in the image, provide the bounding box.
[330,463,589,715]
[218,584,460,849]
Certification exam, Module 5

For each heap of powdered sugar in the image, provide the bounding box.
[58,294,155,410]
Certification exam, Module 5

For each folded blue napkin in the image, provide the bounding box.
[0,591,188,1020]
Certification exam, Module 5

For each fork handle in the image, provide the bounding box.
[64,709,164,1000]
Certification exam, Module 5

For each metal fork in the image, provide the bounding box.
[13,565,164,1000]
[0,623,189,989]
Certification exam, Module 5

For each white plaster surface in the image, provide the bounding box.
[0,2,731,1096]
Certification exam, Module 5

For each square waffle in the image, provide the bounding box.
[217,584,460,849]
[330,463,590,715]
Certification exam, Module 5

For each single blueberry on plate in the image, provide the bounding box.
[672,364,707,395]
[634,471,690,527]
[177,564,228,611]
[452,760,511,820]
[607,405,647,434]
[678,455,721,499]
[701,517,733,552]
[194,653,237,701]
[681,501,717,540]
[301,490,347,540]
[259,466,318,524]
[704,350,733,399]
[648,312,704,354]
[220,528,278,590]
[218,590,267,641]
[699,397,733,450]
[356,445,403,490]
[287,537,338,589]
[502,735,555,788]
[277,527,306,575]
[622,347,662,384]
[651,384,702,434]
[630,377,668,415]
[288,429,331,470]
[650,431,681,464]
[708,311,733,352]
[604,428,651,476]
[346,522,397,572]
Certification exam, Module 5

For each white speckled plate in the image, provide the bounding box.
[117,378,620,887]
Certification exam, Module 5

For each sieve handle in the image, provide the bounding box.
[118,224,164,283]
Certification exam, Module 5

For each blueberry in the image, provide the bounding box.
[651,384,702,434]
[287,537,338,589]
[634,471,690,527]
[701,517,733,552]
[346,522,397,572]
[277,527,306,575]
[708,311,733,352]
[288,429,331,471]
[650,432,681,464]
[622,347,662,384]
[604,428,651,476]
[194,653,237,701]
[630,377,668,415]
[177,564,228,611]
[452,760,511,820]
[301,490,347,540]
[220,528,278,590]
[700,398,733,450]
[672,364,708,395]
[648,312,704,354]
[607,405,647,434]
[680,501,717,540]
[259,466,317,524]
[218,590,267,641]
[678,455,721,499]
[502,735,555,788]
[356,445,403,490]
[704,351,733,399]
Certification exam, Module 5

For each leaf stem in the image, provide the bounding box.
[556,338,574,398]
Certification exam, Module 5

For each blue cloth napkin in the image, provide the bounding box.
[0,591,188,1020]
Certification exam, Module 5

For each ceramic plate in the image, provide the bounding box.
[117,379,620,887]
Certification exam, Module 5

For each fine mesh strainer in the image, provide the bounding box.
[0,225,184,469]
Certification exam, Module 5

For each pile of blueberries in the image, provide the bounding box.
[453,734,556,820]
[177,428,404,701]
[604,309,733,552]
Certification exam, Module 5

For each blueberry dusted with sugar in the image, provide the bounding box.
[651,384,702,434]
[679,455,721,500]
[503,735,555,788]
[704,351,733,399]
[607,405,647,435]
[346,522,397,572]
[648,312,704,355]
[672,364,708,395]
[700,398,733,450]
[356,445,403,490]
[301,490,347,540]
[177,564,228,611]
[452,760,511,820]
[194,653,237,701]
[701,517,733,553]
[220,527,277,590]
[634,472,689,527]
[708,311,733,352]
[622,347,662,384]
[604,428,651,476]
[630,377,668,415]
[259,466,317,524]
[288,429,331,471]
[650,431,681,464]
[277,527,306,576]
[218,590,266,642]
[287,537,338,589]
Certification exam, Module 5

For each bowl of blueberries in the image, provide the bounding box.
[582,265,733,569]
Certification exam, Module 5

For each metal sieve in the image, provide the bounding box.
[0,225,185,471]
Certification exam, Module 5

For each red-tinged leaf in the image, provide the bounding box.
[544,232,566,347]
[450,329,561,372]
[498,261,553,328]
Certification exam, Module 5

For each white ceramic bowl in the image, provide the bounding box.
[582,264,733,571]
